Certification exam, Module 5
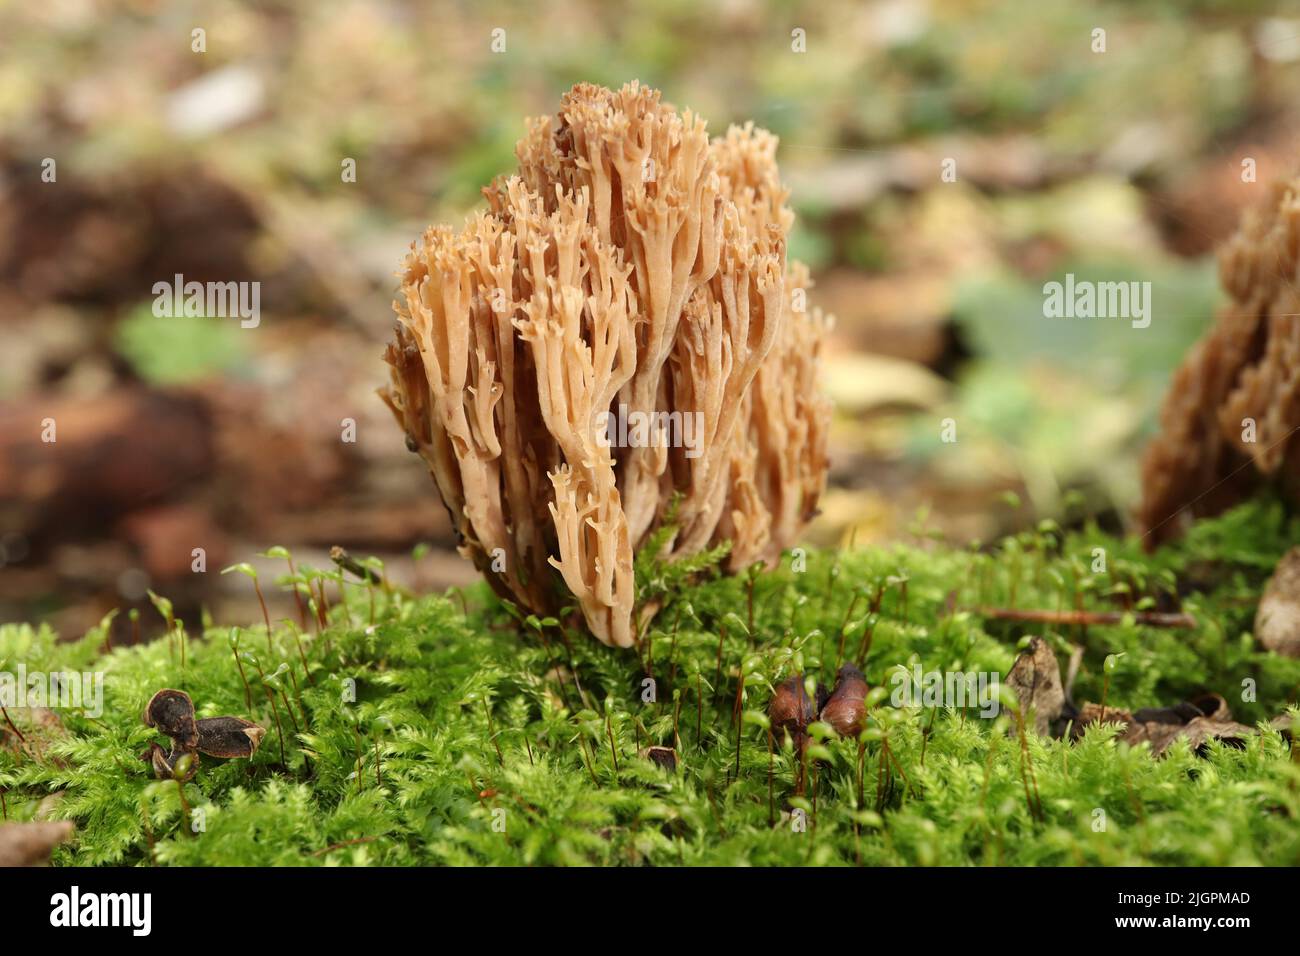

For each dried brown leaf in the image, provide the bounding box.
[1075,697,1254,756]
[0,820,74,867]
[1256,546,1300,657]
[1004,637,1068,736]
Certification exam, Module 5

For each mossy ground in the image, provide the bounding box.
[3,502,1299,866]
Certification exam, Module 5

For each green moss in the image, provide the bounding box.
[2,501,1298,866]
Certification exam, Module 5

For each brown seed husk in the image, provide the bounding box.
[196,716,266,758]
[641,745,678,772]
[144,741,199,782]
[143,689,198,750]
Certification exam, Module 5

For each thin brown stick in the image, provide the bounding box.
[2,706,27,744]
[973,606,1196,628]
[330,545,382,585]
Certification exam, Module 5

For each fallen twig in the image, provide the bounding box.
[973,606,1196,628]
[329,546,383,585]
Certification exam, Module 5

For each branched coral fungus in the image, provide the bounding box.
[1139,175,1300,547]
[380,82,832,646]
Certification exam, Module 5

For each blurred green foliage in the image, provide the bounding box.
[113,303,247,384]
[3,0,1297,537]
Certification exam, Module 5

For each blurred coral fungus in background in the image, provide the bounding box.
[1139,175,1300,547]
[382,83,831,646]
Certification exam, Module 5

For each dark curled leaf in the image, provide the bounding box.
[1132,692,1230,726]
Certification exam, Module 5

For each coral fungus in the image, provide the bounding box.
[380,82,832,646]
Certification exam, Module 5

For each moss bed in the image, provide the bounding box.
[3,502,1299,866]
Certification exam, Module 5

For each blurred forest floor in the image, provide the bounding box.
[2,0,1299,641]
